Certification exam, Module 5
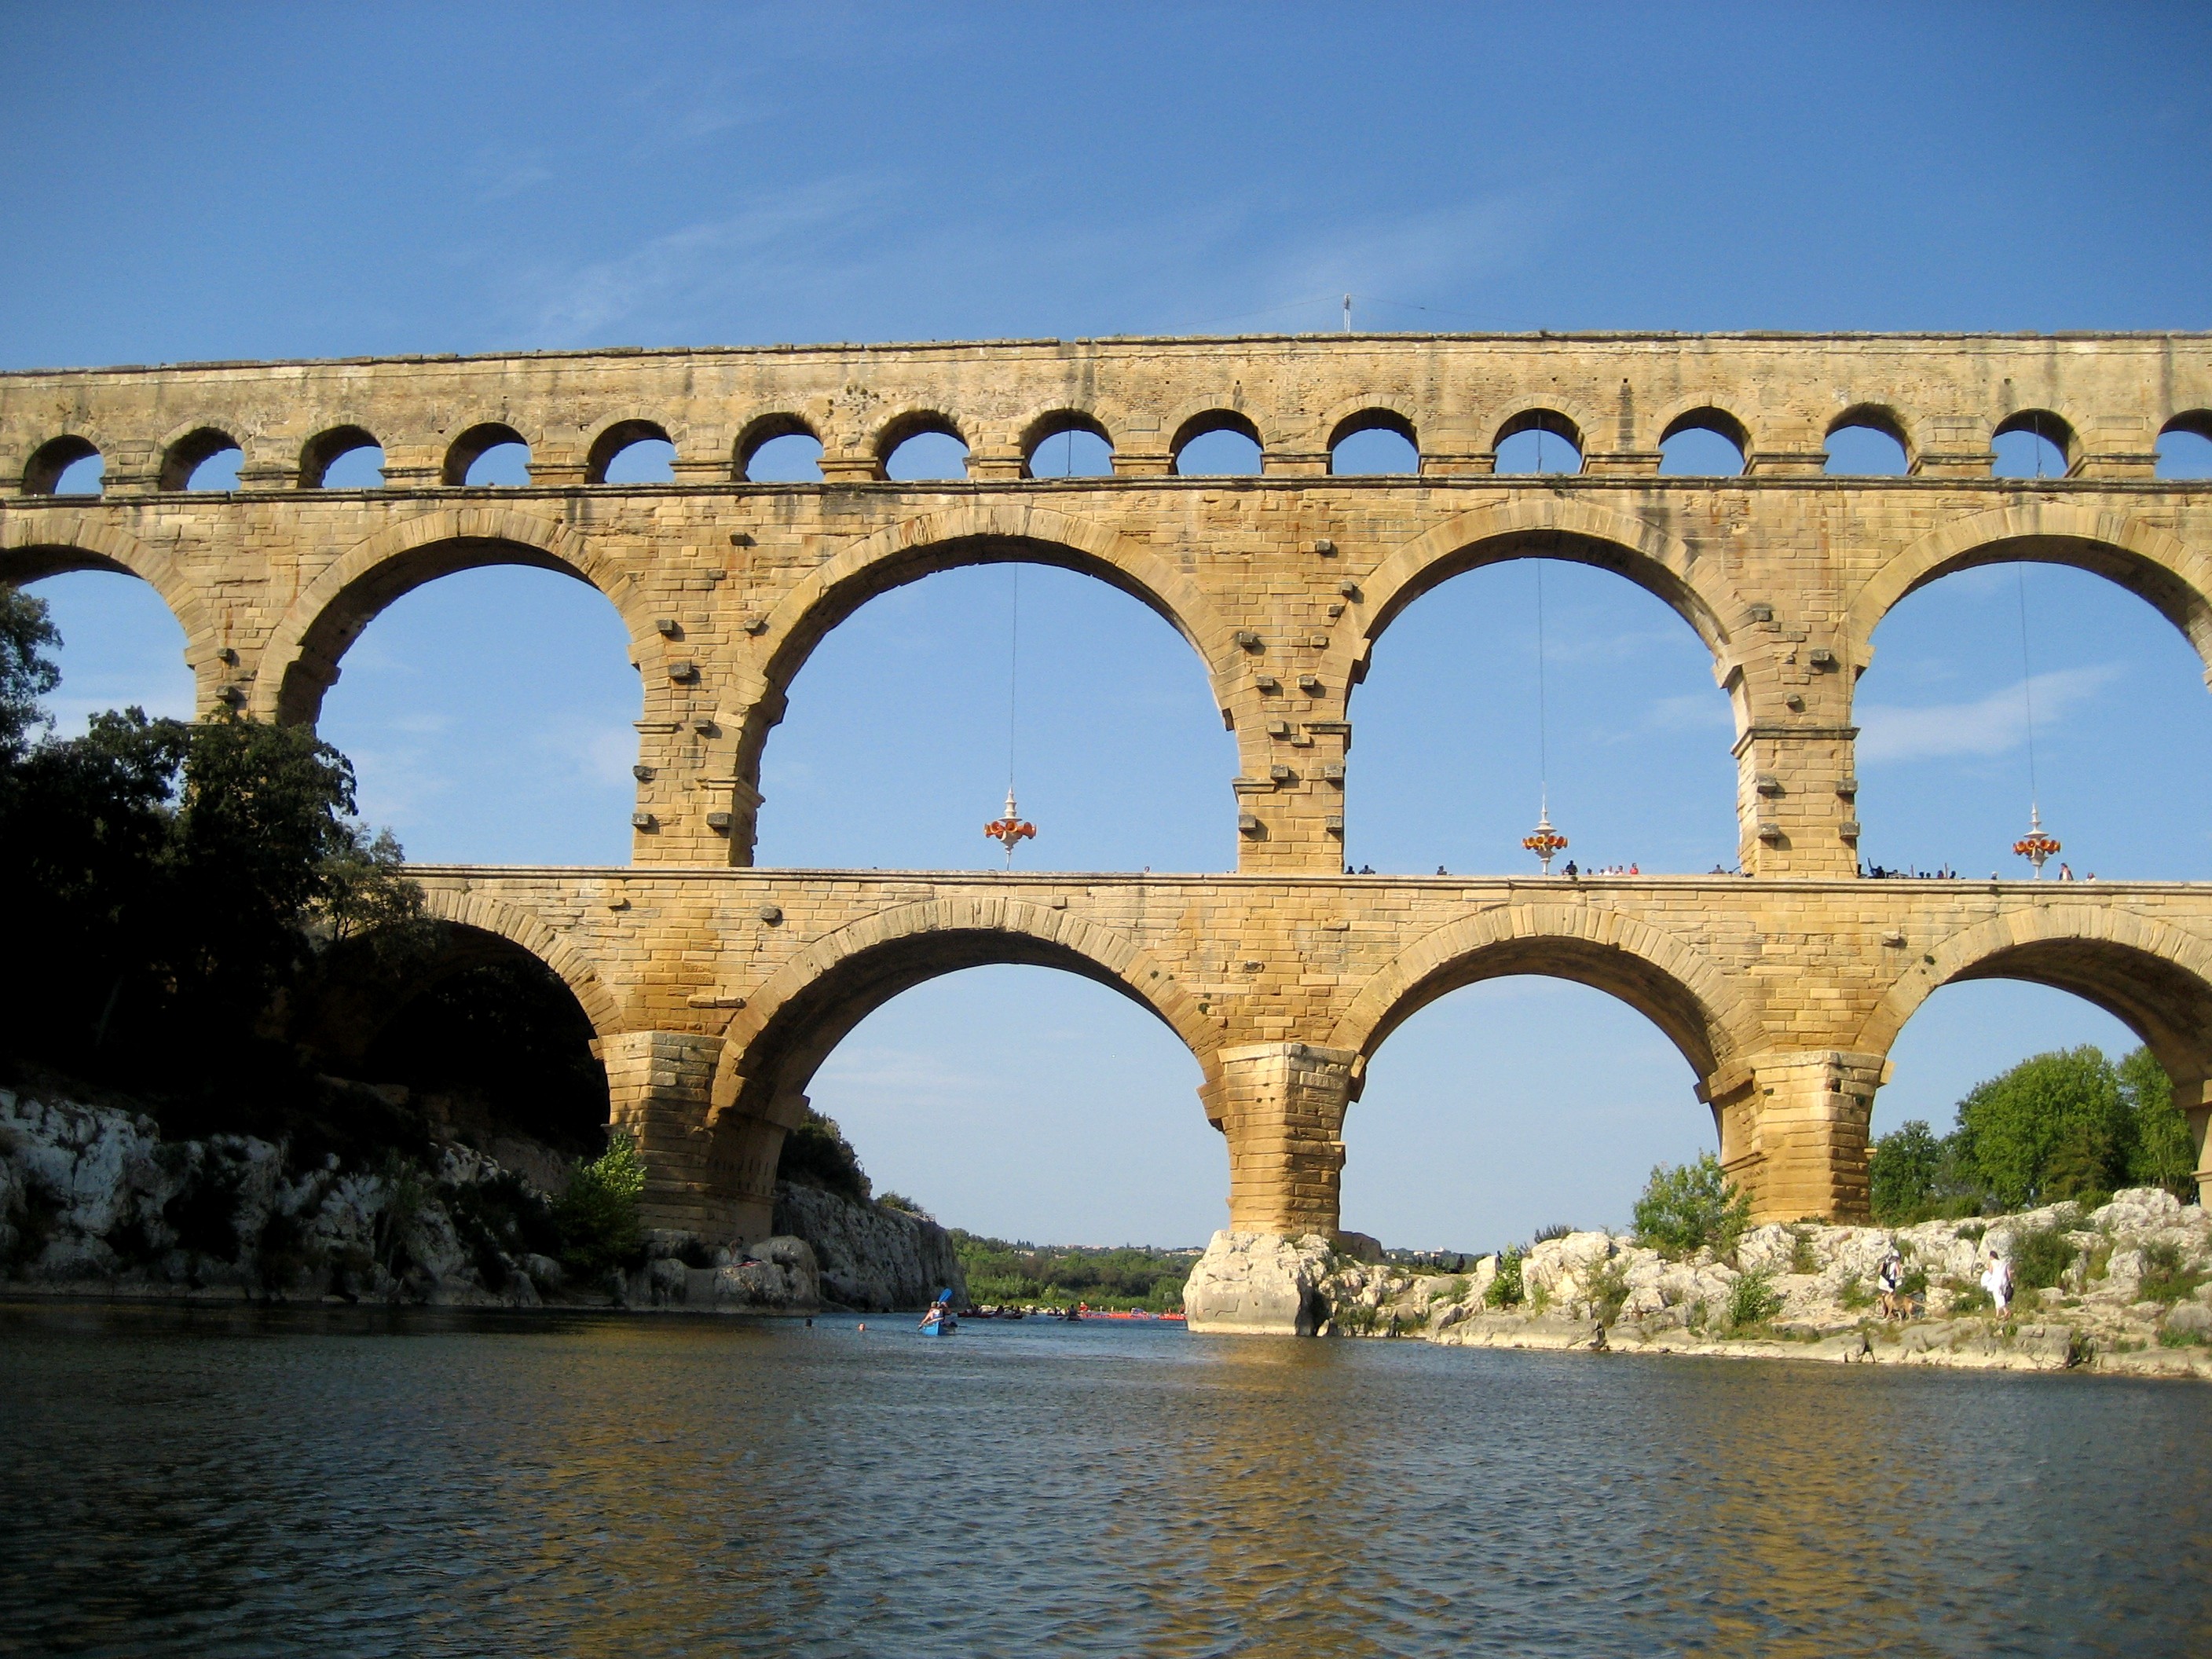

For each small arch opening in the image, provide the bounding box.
[445,423,533,487]
[1021,412,1114,478]
[1170,411,1262,477]
[878,414,969,482]
[23,437,102,496]
[1329,411,1419,476]
[1825,408,1911,476]
[1657,408,1748,477]
[587,419,676,485]
[736,415,823,482]
[2157,413,2212,480]
[1492,411,1582,475]
[161,428,243,493]
[302,426,385,489]
[1992,411,2075,479]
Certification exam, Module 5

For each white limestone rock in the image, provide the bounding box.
[771,1181,965,1311]
[1182,1230,1335,1335]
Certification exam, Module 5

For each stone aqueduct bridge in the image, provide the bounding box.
[5,332,2212,1247]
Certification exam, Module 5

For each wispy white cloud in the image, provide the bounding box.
[1858,665,2122,764]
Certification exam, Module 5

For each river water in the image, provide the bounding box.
[2,1303,2208,1657]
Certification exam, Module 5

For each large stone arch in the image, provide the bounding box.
[1328,901,1749,1093]
[0,512,221,705]
[709,895,1216,1130]
[249,507,655,723]
[1350,498,1751,691]
[412,882,624,1038]
[717,505,1240,846]
[1854,904,2212,1108]
[1847,504,2212,681]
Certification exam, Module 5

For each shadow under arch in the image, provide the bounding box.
[298,907,617,1067]
[1328,905,1747,1097]
[251,507,653,724]
[1847,504,2212,679]
[709,897,1218,1130]
[1855,906,2212,1114]
[1350,500,1748,690]
[409,882,624,1037]
[726,505,1239,821]
[1,513,218,695]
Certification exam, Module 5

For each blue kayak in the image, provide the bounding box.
[919,1290,958,1335]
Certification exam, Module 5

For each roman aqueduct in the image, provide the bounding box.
[5,331,2210,1247]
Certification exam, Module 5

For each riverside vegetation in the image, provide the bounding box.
[0,582,960,1314]
[1300,1047,2209,1376]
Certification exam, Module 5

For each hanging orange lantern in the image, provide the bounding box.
[2012,805,2060,879]
[1523,809,1569,875]
[985,788,1036,861]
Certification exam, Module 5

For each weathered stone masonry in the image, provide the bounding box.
[5,332,2211,1254]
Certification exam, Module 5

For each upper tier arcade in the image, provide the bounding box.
[5,331,2210,877]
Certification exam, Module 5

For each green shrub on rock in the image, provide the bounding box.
[553,1130,645,1278]
[1724,1268,1782,1331]
[1632,1154,1751,1258]
[1485,1247,1524,1308]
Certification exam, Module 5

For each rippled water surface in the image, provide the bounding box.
[3,1303,2210,1657]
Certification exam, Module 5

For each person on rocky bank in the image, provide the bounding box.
[1980,1251,2013,1315]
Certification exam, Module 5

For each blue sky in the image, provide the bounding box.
[9,4,2212,1247]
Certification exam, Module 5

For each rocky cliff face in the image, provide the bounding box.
[0,1085,830,1316]
[771,1181,965,1311]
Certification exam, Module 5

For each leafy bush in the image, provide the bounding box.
[1789,1229,1819,1274]
[1946,1278,1993,1314]
[552,1130,645,1278]
[1869,1119,1949,1223]
[1590,1258,1632,1325]
[775,1108,872,1205]
[2119,1048,2201,1198]
[951,1232,1194,1311]
[1531,1223,1575,1244]
[1427,1275,1469,1304]
[1724,1268,1782,1331]
[2010,1225,2078,1293]
[1839,1273,1873,1311]
[1485,1247,1525,1308]
[2138,1241,2205,1306]
[1633,1154,1752,1257]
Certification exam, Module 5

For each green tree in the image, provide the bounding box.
[1954,1047,2129,1207]
[0,584,60,760]
[2119,1046,2199,1197]
[1869,1119,1945,1223]
[1633,1152,1752,1256]
[552,1130,646,1276]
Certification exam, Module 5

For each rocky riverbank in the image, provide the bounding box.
[1185,1190,2212,1378]
[0,1086,961,1315]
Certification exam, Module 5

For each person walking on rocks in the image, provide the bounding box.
[1980,1251,2012,1316]
[1877,1249,1905,1319]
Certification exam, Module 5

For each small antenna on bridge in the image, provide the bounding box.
[1342,293,1353,332]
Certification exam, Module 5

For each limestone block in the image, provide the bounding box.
[1182,1229,1335,1335]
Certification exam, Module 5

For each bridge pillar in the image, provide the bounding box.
[1212,1041,1357,1234]
[599,1031,728,1237]
[1706,1049,1885,1223]
[1734,724,1862,877]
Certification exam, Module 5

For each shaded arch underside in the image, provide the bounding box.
[713,902,1215,1127]
[0,520,214,665]
[1851,507,2212,676]
[1331,910,1741,1086]
[297,918,595,1068]
[256,510,639,723]
[414,886,622,1036]
[1359,503,1740,676]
